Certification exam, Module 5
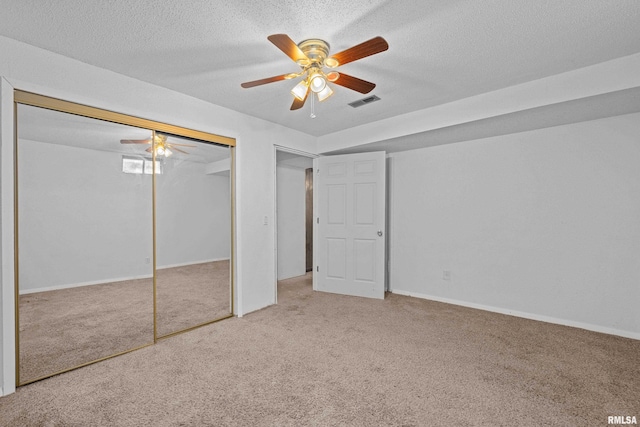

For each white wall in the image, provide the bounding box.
[0,77,14,397]
[276,164,306,280]
[0,35,317,395]
[388,113,640,338]
[234,123,315,316]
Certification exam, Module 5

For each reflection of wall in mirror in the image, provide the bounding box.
[155,155,230,268]
[18,139,230,293]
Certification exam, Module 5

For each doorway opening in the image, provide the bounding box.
[274,147,317,303]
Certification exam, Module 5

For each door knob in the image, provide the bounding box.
[377,230,383,237]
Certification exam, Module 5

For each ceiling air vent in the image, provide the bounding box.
[348,95,381,108]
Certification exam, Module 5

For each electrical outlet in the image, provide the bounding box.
[443,270,451,281]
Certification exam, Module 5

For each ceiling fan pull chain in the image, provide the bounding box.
[310,93,316,119]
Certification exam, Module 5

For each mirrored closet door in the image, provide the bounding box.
[155,135,232,337]
[16,104,155,384]
[15,91,235,386]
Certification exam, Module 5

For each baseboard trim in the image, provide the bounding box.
[20,258,231,295]
[157,257,230,270]
[20,274,154,295]
[390,289,640,341]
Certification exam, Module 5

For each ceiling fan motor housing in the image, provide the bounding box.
[297,39,330,66]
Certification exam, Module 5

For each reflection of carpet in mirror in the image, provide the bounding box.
[19,260,230,384]
[156,260,231,337]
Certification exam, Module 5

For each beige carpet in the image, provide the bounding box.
[18,260,230,384]
[2,273,638,426]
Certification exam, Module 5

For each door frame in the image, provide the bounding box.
[273,145,318,304]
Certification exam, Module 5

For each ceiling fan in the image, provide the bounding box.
[241,34,389,113]
[120,134,195,157]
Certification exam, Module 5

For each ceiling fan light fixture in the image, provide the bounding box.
[291,80,309,100]
[155,144,173,157]
[309,73,326,93]
[316,85,334,102]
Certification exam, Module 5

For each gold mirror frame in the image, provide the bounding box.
[14,90,236,386]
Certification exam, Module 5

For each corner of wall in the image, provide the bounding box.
[0,76,17,395]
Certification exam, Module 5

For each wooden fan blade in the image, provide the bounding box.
[267,34,309,63]
[328,36,388,67]
[121,139,151,144]
[171,146,189,154]
[290,87,309,110]
[332,73,376,94]
[241,74,291,88]
[145,147,153,153]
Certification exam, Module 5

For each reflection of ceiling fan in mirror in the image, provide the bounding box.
[120,134,196,157]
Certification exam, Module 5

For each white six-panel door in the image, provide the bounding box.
[313,151,386,299]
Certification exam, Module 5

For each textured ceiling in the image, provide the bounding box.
[1,0,640,137]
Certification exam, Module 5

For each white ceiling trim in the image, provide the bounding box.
[318,53,640,153]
